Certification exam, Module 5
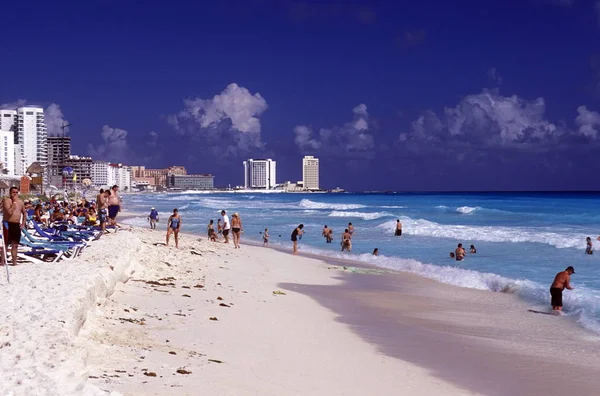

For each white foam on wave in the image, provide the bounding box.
[328,211,393,220]
[456,206,481,214]
[377,217,588,249]
[299,199,366,210]
[380,205,406,209]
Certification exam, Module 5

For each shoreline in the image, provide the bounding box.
[83,224,600,395]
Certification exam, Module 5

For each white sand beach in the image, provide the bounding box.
[2,226,600,396]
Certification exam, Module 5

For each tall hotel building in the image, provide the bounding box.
[302,155,319,190]
[0,107,47,176]
[243,158,276,189]
[0,110,16,175]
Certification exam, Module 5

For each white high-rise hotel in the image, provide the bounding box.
[0,107,47,176]
[303,155,319,190]
[243,158,277,189]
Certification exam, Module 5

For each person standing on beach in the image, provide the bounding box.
[291,224,304,255]
[207,219,214,239]
[166,208,181,248]
[231,213,243,249]
[217,219,223,237]
[550,266,575,312]
[107,185,120,226]
[221,210,230,244]
[455,243,466,261]
[263,228,269,247]
[96,188,108,233]
[148,207,159,230]
[2,186,27,266]
[395,220,402,236]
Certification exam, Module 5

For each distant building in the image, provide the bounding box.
[92,161,132,190]
[15,107,47,175]
[130,165,187,187]
[243,158,276,189]
[0,109,16,133]
[47,136,72,185]
[167,174,214,190]
[302,155,319,190]
[0,130,15,175]
[65,155,93,183]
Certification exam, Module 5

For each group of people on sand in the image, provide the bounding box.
[1,185,122,267]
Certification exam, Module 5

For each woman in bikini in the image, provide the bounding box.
[166,208,182,248]
[231,213,243,249]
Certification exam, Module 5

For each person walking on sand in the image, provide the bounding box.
[341,228,352,252]
[263,228,269,247]
[231,213,243,249]
[221,210,230,244]
[107,185,121,226]
[455,243,466,261]
[550,266,575,312]
[148,207,159,230]
[291,224,304,255]
[395,219,402,236]
[2,186,27,266]
[166,208,181,248]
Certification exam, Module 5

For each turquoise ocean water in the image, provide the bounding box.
[120,192,600,333]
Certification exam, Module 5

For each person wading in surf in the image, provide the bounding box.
[550,266,575,312]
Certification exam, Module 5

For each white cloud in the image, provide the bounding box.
[575,105,600,139]
[44,103,69,136]
[169,83,268,154]
[294,104,375,157]
[403,91,561,146]
[88,125,129,162]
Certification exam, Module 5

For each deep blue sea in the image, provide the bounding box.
[120,191,600,333]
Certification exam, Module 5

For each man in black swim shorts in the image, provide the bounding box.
[2,186,28,266]
[550,266,575,312]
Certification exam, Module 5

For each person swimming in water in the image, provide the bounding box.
[372,248,379,256]
[586,237,593,255]
[470,244,477,254]
[166,208,181,248]
[395,219,402,236]
[348,222,355,239]
[449,252,455,258]
[341,229,352,252]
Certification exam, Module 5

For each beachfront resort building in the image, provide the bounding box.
[0,130,15,175]
[166,174,214,190]
[130,165,187,187]
[91,161,132,190]
[0,107,47,176]
[302,155,319,190]
[243,158,276,189]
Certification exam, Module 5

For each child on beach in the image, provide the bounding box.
[166,208,181,248]
[217,219,223,236]
[263,228,269,247]
[207,219,214,239]
[586,237,593,255]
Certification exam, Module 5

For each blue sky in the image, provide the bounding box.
[2,0,600,191]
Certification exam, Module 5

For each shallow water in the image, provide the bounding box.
[120,191,600,333]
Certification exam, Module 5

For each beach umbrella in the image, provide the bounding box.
[62,166,74,176]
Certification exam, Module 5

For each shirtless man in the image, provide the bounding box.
[341,228,352,252]
[455,243,466,261]
[107,185,120,226]
[96,188,108,232]
[395,219,402,236]
[2,187,27,266]
[550,266,575,312]
[348,222,355,239]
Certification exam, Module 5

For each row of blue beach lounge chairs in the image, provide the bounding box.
[1,219,118,265]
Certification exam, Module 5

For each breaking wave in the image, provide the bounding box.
[328,211,393,220]
[298,199,366,210]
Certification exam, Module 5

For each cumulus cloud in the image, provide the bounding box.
[88,125,130,163]
[575,106,600,139]
[399,91,600,158]
[294,104,375,158]
[168,83,268,155]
